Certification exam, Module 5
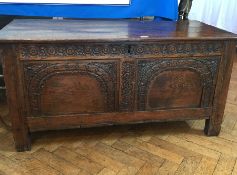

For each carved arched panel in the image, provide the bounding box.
[23,60,118,117]
[137,57,219,111]
[148,70,202,109]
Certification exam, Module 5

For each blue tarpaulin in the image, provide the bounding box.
[0,0,178,20]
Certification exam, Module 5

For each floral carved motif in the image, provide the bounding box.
[130,42,222,56]
[20,44,128,59]
[19,42,223,60]
[120,61,135,111]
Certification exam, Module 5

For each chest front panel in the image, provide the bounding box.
[19,41,223,117]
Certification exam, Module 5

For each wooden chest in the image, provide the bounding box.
[0,19,236,151]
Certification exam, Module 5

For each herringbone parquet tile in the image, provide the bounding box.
[0,58,237,175]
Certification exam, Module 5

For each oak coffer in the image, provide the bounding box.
[0,19,236,151]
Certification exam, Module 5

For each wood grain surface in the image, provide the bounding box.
[0,19,236,42]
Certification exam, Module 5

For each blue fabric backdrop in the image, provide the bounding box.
[0,0,178,20]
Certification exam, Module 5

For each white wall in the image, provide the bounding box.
[188,0,237,34]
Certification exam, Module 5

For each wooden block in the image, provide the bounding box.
[0,153,26,175]
[149,136,202,158]
[232,159,237,175]
[32,148,84,175]
[232,122,237,136]
[111,140,132,152]
[175,157,202,175]
[93,142,145,170]
[113,140,164,168]
[100,132,124,146]
[157,160,179,175]
[53,146,104,174]
[0,133,17,157]
[75,144,125,173]
[165,136,220,160]
[9,153,61,175]
[136,163,160,175]
[179,132,237,157]
[150,136,203,174]
[194,157,218,175]
[218,132,237,143]
[97,168,117,175]
[213,154,236,175]
[120,137,184,164]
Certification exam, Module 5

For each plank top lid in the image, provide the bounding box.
[0,19,237,43]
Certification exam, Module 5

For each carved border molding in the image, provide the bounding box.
[24,61,117,116]
[19,44,128,59]
[19,42,223,60]
[137,57,220,111]
[120,61,135,111]
[130,42,222,56]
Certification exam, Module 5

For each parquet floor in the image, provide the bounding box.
[0,58,237,175]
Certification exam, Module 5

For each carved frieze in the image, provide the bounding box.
[130,42,222,56]
[20,44,128,59]
[19,42,223,60]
